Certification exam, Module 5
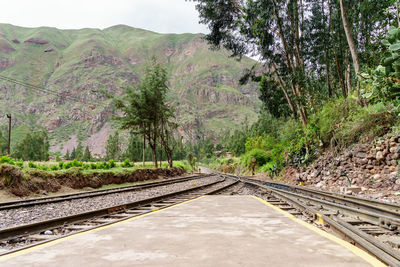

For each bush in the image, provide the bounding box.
[40,165,49,171]
[50,165,59,171]
[71,160,83,168]
[108,160,116,168]
[120,159,133,168]
[0,155,11,164]
[174,161,191,172]
[240,149,271,167]
[16,159,23,167]
[63,161,73,169]
[28,161,37,168]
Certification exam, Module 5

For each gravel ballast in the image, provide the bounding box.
[0,176,223,229]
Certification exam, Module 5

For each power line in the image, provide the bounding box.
[0,74,82,102]
[0,75,112,110]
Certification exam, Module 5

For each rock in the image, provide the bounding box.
[366,165,374,170]
[383,149,389,157]
[390,141,397,147]
[383,168,390,174]
[345,151,353,158]
[373,174,381,180]
[376,151,384,162]
[389,166,397,172]
[394,146,400,153]
[396,179,400,185]
[312,169,322,178]
[392,153,400,160]
[390,147,396,153]
[44,230,53,235]
[340,186,361,195]
[355,152,367,158]
[315,181,325,188]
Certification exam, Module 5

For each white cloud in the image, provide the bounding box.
[0,0,208,33]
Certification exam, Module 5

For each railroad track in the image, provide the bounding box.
[0,174,212,210]
[0,174,238,256]
[221,174,400,266]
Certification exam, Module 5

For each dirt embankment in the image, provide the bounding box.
[279,132,400,202]
[0,165,186,197]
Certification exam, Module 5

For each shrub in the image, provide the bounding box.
[174,161,191,172]
[82,164,90,170]
[0,155,11,164]
[50,165,59,171]
[120,159,133,168]
[63,162,73,169]
[40,165,49,171]
[28,161,37,168]
[71,160,83,168]
[16,159,23,168]
[108,160,116,168]
[58,161,64,169]
[90,163,97,169]
[240,149,271,167]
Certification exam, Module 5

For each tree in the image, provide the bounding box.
[159,104,178,167]
[114,57,175,168]
[82,146,91,162]
[70,147,76,160]
[0,130,7,156]
[193,0,396,126]
[13,130,49,161]
[65,150,70,160]
[338,0,361,99]
[75,142,83,161]
[105,131,120,160]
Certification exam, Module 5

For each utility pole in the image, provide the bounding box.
[6,114,11,156]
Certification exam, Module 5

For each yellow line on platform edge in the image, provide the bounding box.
[0,196,205,261]
[252,196,386,267]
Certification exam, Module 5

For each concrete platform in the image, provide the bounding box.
[0,195,381,266]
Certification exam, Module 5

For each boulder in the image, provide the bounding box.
[376,151,384,162]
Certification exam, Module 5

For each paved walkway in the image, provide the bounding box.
[0,195,381,266]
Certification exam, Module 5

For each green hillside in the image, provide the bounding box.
[0,24,260,156]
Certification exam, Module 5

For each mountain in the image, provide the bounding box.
[0,24,260,156]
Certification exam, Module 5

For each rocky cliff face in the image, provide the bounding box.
[0,24,260,155]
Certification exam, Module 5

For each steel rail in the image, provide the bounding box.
[261,181,400,230]
[241,179,400,266]
[0,177,232,241]
[263,180,400,214]
[232,175,400,229]
[0,177,239,256]
[234,175,400,214]
[0,174,211,210]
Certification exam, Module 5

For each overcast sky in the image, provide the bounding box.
[0,0,209,34]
